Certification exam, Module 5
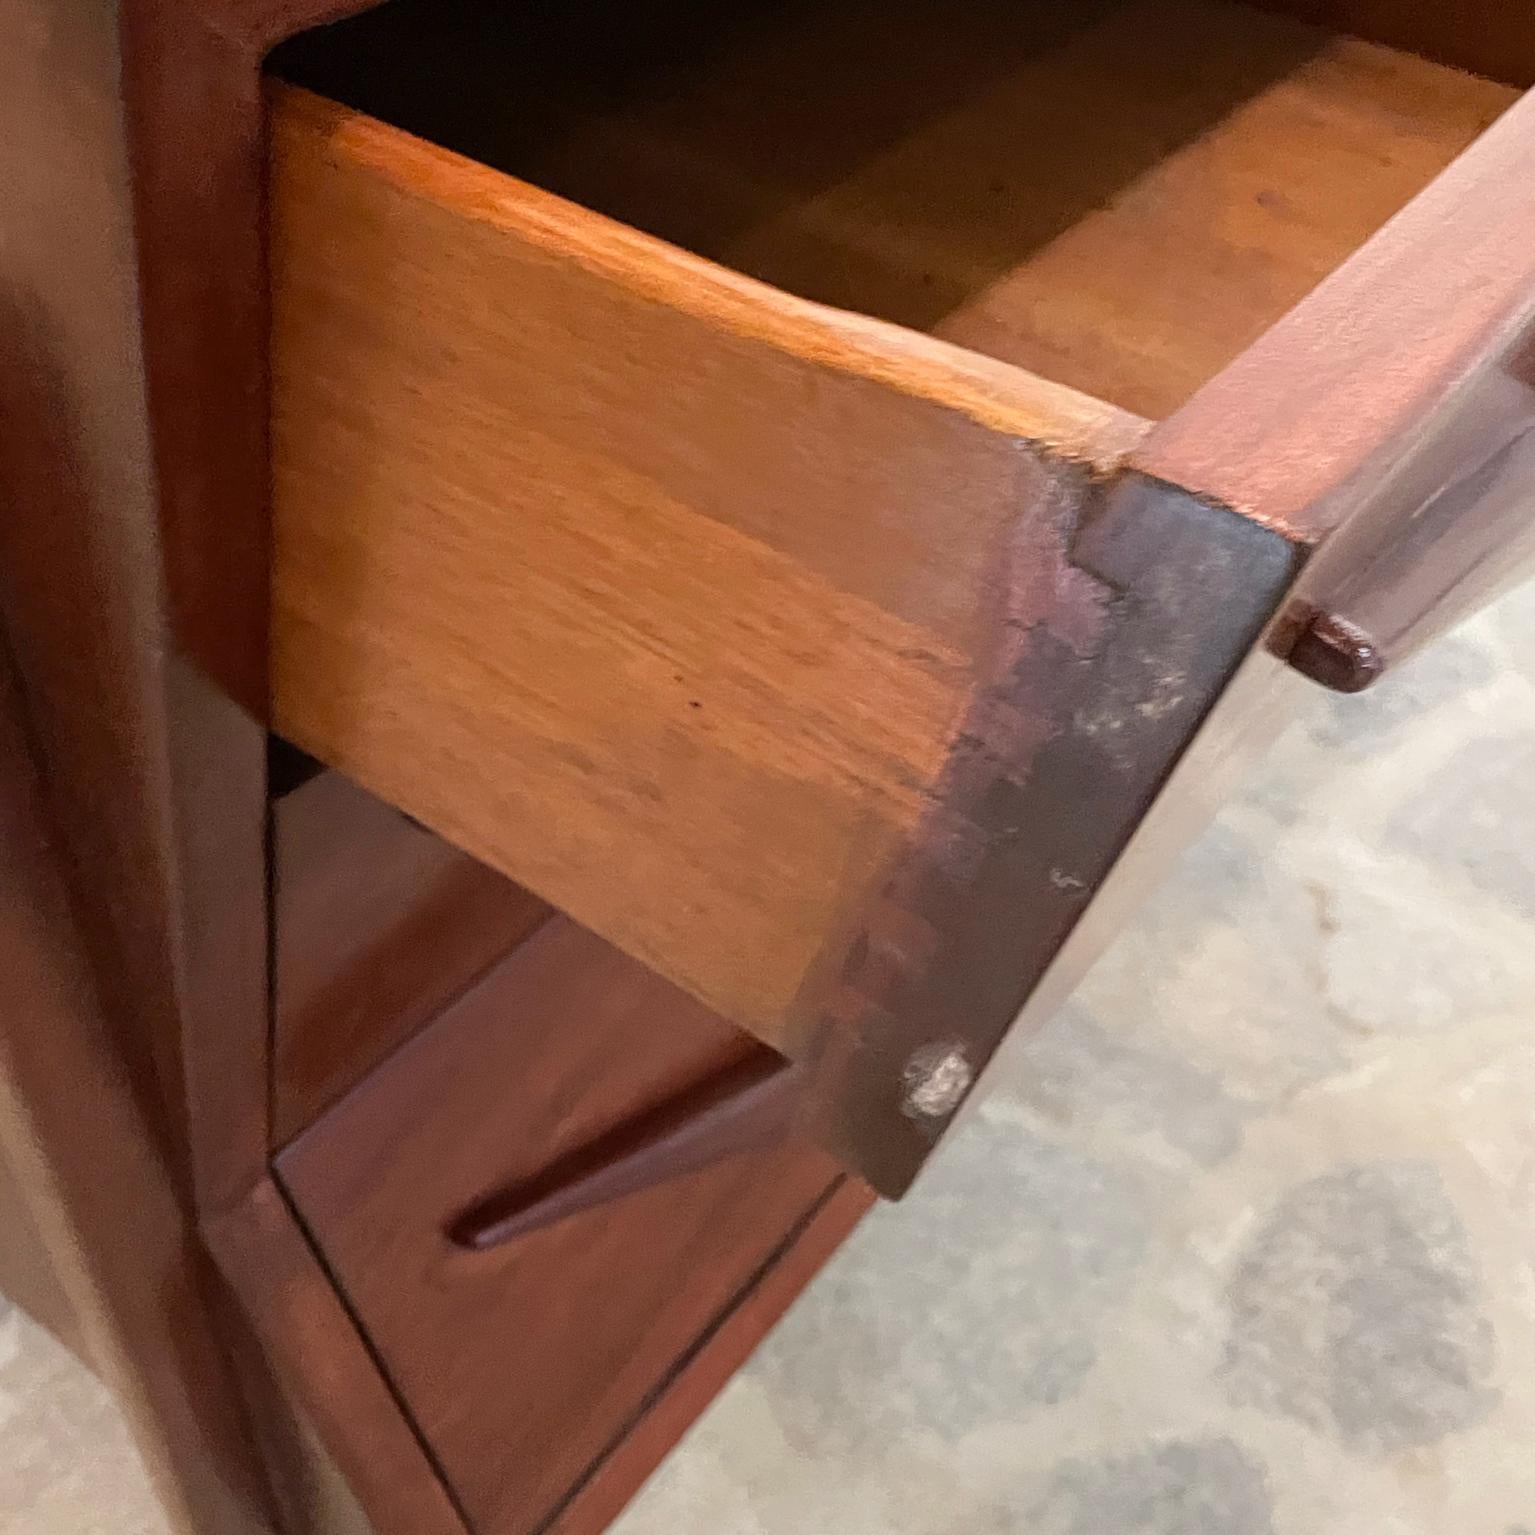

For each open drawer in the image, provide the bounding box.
[267,0,1535,1195]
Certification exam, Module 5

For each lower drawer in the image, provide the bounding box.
[277,916,862,1533]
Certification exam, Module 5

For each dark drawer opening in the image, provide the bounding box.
[271,0,1518,419]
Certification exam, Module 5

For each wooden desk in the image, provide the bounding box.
[1,2,1533,1531]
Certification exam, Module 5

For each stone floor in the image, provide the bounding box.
[3,586,1533,1534]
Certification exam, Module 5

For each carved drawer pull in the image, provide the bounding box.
[448,1052,805,1250]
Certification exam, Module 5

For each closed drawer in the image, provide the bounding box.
[266,0,1535,1193]
[277,915,861,1534]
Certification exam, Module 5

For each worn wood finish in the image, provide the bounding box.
[272,0,1511,421]
[1139,85,1535,679]
[270,84,1145,1057]
[1251,0,1535,85]
[983,74,1535,1033]
[806,474,1301,1191]
[279,919,854,1534]
[274,770,549,1143]
[1007,67,1535,1035]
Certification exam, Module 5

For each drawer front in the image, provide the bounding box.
[277,918,856,1534]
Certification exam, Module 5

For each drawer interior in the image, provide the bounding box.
[271,0,1518,419]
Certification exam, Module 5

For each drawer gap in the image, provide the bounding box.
[272,770,550,1143]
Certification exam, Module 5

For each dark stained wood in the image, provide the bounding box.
[1140,86,1535,680]
[1286,612,1386,694]
[0,634,277,1534]
[205,1178,469,1535]
[274,770,549,1143]
[805,473,1302,1192]
[1250,0,1535,84]
[0,0,446,1529]
[279,918,852,1533]
[994,643,1319,1081]
[544,1177,874,1535]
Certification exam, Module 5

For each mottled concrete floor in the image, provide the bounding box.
[4,586,1534,1534]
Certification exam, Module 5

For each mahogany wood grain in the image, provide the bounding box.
[0,635,276,1535]
[1139,85,1535,677]
[273,0,1512,420]
[7,0,1530,1525]
[279,919,854,1534]
[270,84,1145,1055]
[544,1176,874,1535]
[1,0,459,1528]
[273,770,549,1143]
[205,1178,470,1535]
